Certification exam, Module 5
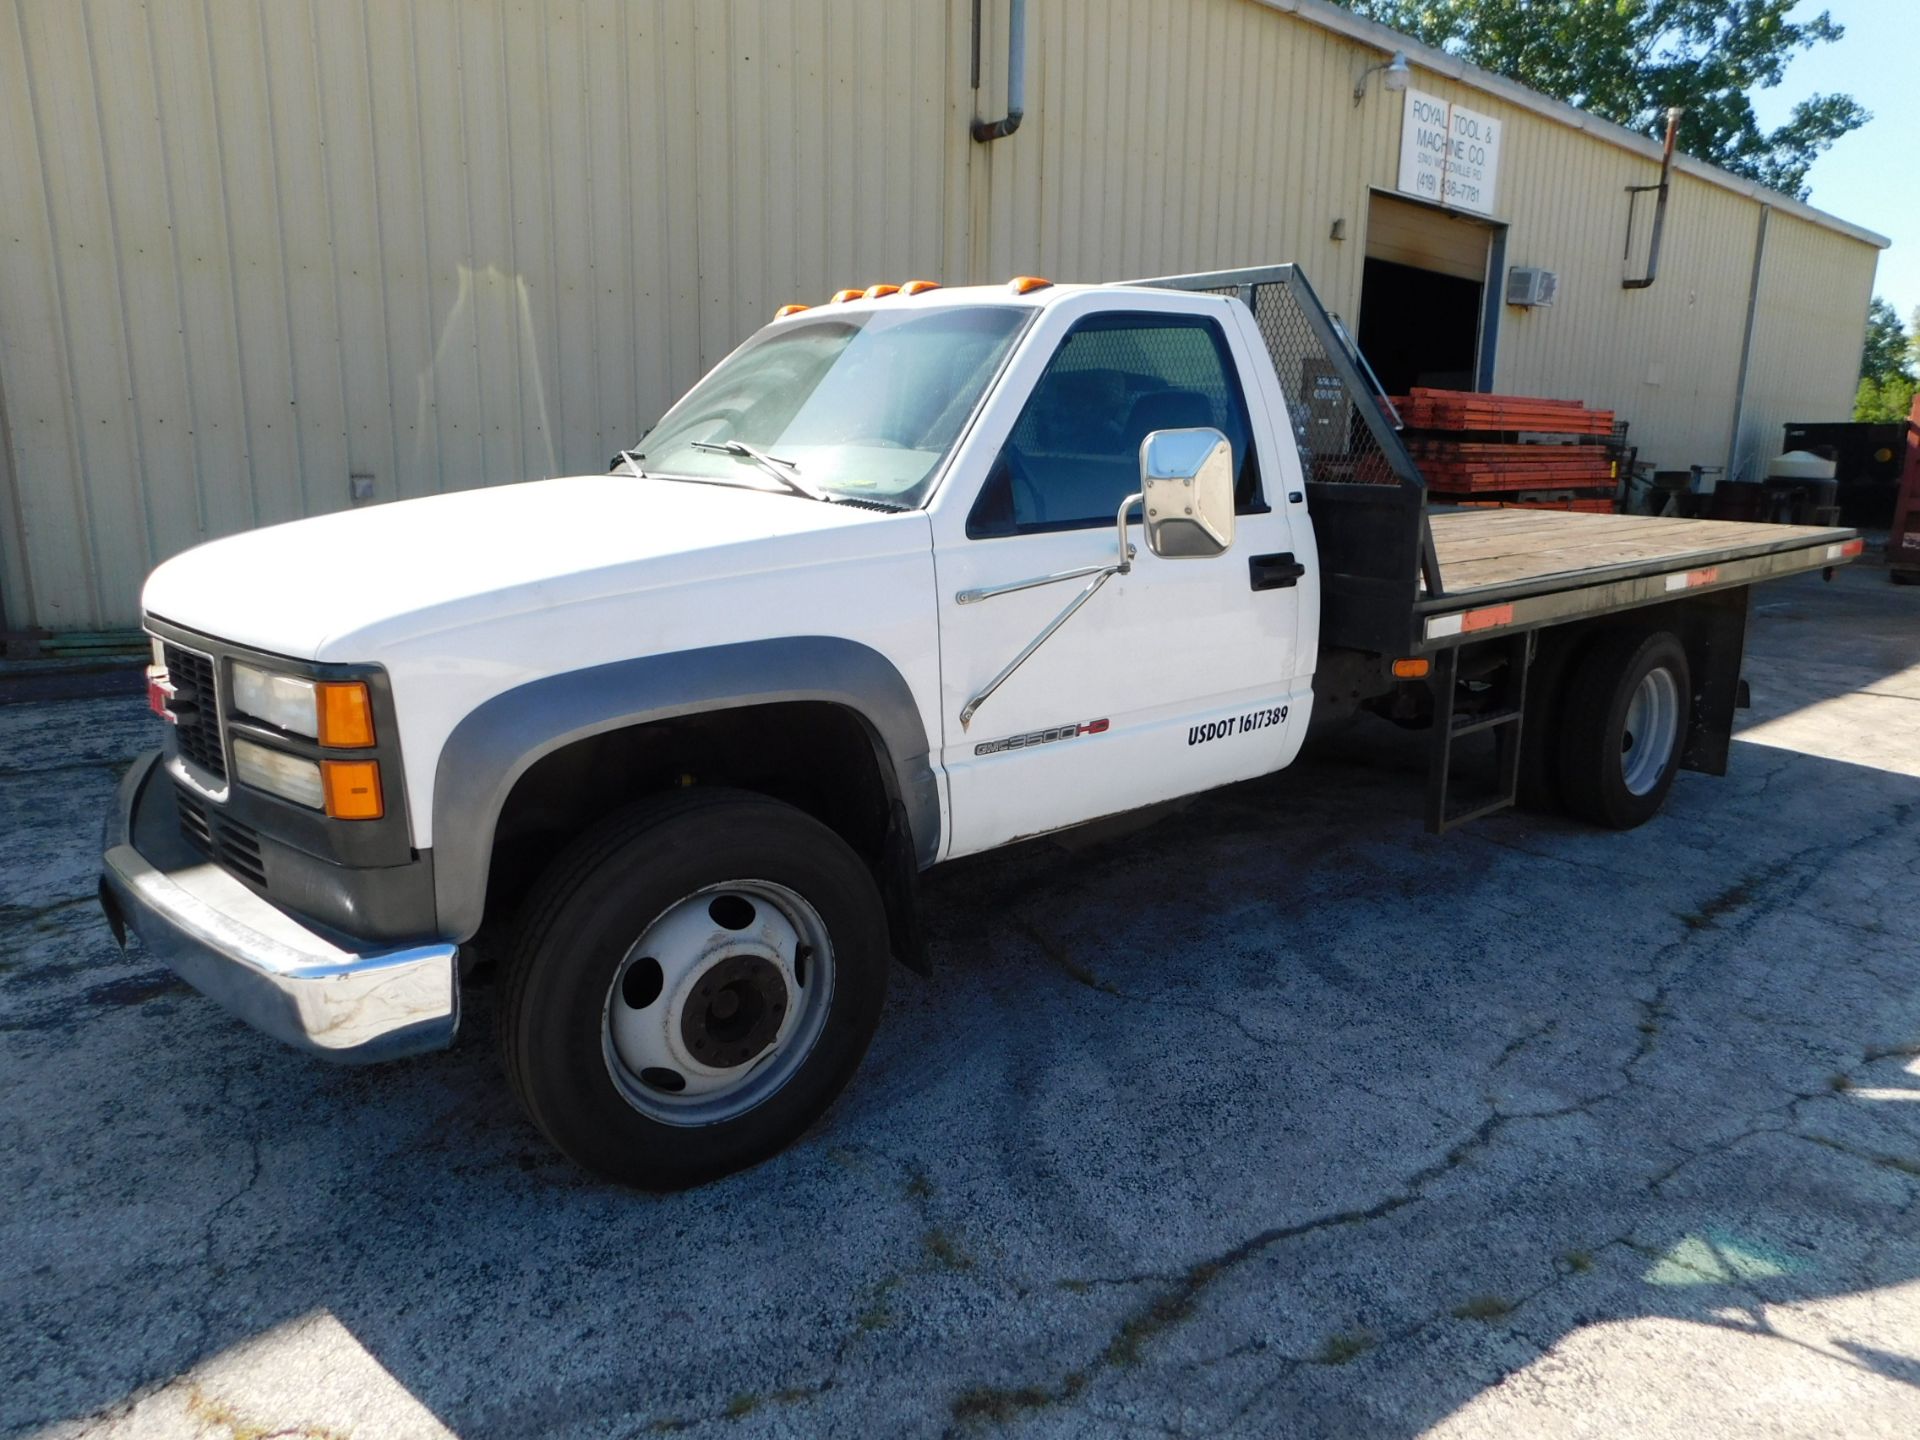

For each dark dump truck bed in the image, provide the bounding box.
[1132,265,1861,657]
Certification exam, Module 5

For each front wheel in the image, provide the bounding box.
[1556,630,1692,830]
[499,789,890,1188]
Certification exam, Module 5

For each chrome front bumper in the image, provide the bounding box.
[99,752,459,1063]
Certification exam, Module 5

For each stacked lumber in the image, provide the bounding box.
[1450,495,1616,514]
[1394,388,1619,511]
[1396,389,1615,436]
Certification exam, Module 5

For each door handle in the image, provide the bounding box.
[1249,552,1306,590]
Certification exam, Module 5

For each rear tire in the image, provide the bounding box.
[498,788,890,1189]
[1556,629,1691,830]
[1516,635,1577,813]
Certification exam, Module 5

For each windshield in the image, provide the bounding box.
[634,305,1030,507]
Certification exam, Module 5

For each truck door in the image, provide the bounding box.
[929,291,1314,859]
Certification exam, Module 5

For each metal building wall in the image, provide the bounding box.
[0,0,970,631]
[989,0,1879,479]
[1738,209,1880,478]
[0,0,1883,630]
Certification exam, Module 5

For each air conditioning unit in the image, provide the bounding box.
[1507,266,1559,307]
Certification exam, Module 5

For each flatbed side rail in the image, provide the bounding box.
[1126,264,1441,654]
[1414,531,1861,650]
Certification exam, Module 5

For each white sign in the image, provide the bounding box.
[1398,89,1502,216]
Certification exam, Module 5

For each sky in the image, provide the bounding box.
[1748,0,1915,329]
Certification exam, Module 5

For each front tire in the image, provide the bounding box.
[499,789,890,1189]
[1556,629,1691,830]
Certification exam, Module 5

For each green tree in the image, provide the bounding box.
[1858,297,1914,385]
[1333,0,1868,199]
[1853,374,1916,424]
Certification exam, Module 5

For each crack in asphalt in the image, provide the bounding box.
[1004,911,1469,1129]
[936,811,1920,1428]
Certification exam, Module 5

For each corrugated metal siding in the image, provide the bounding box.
[0,0,967,629]
[0,0,1882,629]
[1739,209,1879,480]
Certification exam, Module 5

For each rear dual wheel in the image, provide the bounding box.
[1555,629,1692,830]
[499,789,889,1189]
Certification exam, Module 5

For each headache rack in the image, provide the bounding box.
[1126,264,1440,654]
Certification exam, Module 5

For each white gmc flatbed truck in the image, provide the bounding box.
[100,266,1861,1188]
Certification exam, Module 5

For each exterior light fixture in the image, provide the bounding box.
[1354,51,1410,105]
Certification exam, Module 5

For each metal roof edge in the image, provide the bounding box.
[1258,0,1893,250]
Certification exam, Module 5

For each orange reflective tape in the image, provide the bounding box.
[1460,604,1514,632]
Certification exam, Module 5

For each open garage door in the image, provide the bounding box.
[1359,193,1497,396]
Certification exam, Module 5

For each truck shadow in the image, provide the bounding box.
[5,634,1917,1436]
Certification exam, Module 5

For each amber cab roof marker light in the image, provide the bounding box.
[863,283,901,299]
[829,288,864,304]
[1009,275,1053,294]
[773,303,810,320]
[900,280,942,295]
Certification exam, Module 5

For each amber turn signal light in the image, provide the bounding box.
[315,681,376,747]
[322,759,384,820]
[1392,658,1430,679]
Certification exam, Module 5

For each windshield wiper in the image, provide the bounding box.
[617,448,648,480]
[689,439,829,502]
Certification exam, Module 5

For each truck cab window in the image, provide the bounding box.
[969,313,1263,538]
[639,306,1029,507]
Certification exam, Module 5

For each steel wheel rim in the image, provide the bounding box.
[601,879,835,1126]
[1620,666,1680,796]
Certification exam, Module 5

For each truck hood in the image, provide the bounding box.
[142,474,923,660]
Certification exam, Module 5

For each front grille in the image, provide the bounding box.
[175,785,268,887]
[162,643,226,782]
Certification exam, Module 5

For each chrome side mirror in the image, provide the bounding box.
[1138,428,1235,558]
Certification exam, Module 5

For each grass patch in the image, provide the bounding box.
[1451,1294,1515,1321]
[950,1385,1053,1423]
[904,1170,934,1201]
[1678,879,1756,932]
[725,1393,760,1419]
[1828,1073,1853,1092]
[1563,1249,1594,1274]
[1108,1293,1194,1367]
[922,1228,974,1271]
[1865,1043,1920,1062]
[1316,1329,1377,1365]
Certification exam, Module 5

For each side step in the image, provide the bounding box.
[1425,634,1534,834]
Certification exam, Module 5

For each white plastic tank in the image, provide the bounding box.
[1767,449,1838,481]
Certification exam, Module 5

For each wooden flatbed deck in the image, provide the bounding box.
[1425,510,1853,599]
[1413,509,1859,647]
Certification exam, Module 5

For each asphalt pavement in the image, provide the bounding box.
[3,563,1916,1439]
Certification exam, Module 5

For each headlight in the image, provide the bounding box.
[232,738,325,809]
[231,664,319,737]
[231,665,376,747]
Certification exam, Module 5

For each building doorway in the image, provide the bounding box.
[1358,192,1497,396]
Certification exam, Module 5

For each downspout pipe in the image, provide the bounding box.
[1623,107,1682,289]
[1725,205,1772,481]
[971,0,1026,143]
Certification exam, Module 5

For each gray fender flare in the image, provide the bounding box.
[430,637,940,940]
